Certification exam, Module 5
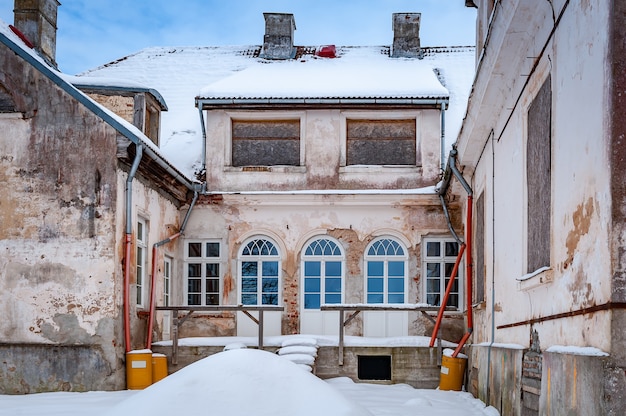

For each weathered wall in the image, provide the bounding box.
[457,0,626,414]
[460,0,613,350]
[204,108,442,191]
[0,40,183,392]
[174,192,463,340]
[0,45,124,391]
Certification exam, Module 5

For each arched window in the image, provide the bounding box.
[239,238,281,305]
[365,238,407,304]
[302,238,344,309]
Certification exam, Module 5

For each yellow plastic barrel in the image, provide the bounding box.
[152,353,168,383]
[126,349,153,389]
[439,354,467,391]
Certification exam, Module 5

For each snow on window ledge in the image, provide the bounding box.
[545,345,609,357]
[516,266,552,291]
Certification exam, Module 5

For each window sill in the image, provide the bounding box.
[517,266,552,291]
[340,165,421,174]
[224,166,307,174]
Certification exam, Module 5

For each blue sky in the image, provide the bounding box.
[0,0,476,74]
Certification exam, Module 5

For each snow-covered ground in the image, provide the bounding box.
[0,348,499,416]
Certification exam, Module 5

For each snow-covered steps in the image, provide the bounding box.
[277,337,318,373]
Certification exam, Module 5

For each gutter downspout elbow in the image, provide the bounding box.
[145,190,199,348]
[124,144,143,353]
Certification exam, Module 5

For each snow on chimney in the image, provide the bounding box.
[260,13,296,60]
[391,13,422,59]
[13,0,60,68]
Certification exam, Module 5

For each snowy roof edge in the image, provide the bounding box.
[0,27,197,191]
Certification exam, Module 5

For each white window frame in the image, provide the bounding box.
[422,237,463,310]
[364,237,409,304]
[163,256,172,307]
[184,240,223,306]
[301,236,345,309]
[136,218,148,307]
[238,237,282,306]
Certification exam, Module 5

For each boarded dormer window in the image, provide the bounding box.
[231,119,300,167]
[346,119,417,166]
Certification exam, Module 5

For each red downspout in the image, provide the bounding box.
[123,145,143,353]
[453,195,473,357]
[429,243,466,347]
[145,232,181,348]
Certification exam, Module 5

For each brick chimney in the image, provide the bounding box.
[13,0,60,68]
[391,13,422,59]
[260,13,296,60]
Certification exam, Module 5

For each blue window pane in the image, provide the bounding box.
[304,294,320,309]
[262,277,278,293]
[242,261,257,277]
[242,294,257,305]
[304,277,320,292]
[242,277,257,293]
[325,261,342,277]
[388,277,404,293]
[262,293,278,305]
[325,293,341,304]
[304,261,321,277]
[367,277,384,293]
[325,277,341,293]
[367,293,384,304]
[388,293,404,304]
[367,261,384,277]
[388,261,404,277]
[263,261,279,277]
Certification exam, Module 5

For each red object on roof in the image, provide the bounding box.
[316,45,337,58]
[9,25,34,49]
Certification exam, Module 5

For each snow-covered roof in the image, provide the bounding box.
[198,49,449,100]
[0,19,196,190]
[78,45,475,178]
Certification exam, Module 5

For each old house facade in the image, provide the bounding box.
[457,0,626,414]
[0,0,197,392]
[0,1,475,393]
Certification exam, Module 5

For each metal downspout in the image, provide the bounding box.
[145,190,199,348]
[435,148,474,357]
[441,102,446,172]
[198,106,207,176]
[124,144,143,353]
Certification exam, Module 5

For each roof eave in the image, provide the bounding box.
[0,31,196,192]
[196,96,449,110]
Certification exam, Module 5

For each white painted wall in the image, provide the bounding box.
[458,0,613,350]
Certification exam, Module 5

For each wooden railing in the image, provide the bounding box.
[155,305,284,364]
[320,304,450,365]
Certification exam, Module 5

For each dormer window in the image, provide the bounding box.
[231,119,301,167]
[346,118,417,166]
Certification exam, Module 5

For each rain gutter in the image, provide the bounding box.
[196,97,449,108]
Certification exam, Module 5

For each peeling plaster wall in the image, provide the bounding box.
[175,193,464,340]
[204,108,442,191]
[0,42,181,392]
[459,0,613,351]
[0,44,125,390]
